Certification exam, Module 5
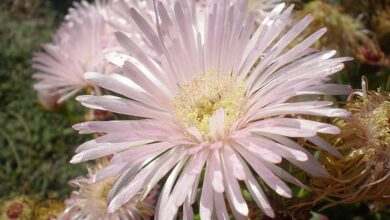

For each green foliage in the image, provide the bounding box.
[0,1,86,199]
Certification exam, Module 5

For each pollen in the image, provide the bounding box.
[173,72,246,139]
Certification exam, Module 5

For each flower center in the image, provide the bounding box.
[173,73,246,139]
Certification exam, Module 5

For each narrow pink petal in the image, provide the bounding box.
[233,138,283,163]
[187,149,209,175]
[183,198,194,220]
[200,160,214,220]
[260,134,330,177]
[214,191,229,220]
[307,136,342,158]
[246,135,308,162]
[247,118,341,134]
[76,95,170,120]
[232,141,292,198]
[170,157,201,207]
[239,156,275,218]
[73,119,155,134]
[70,140,152,163]
[252,126,317,137]
[156,158,187,218]
[223,145,247,180]
[84,72,161,108]
[108,148,185,213]
[297,84,353,96]
[262,160,308,190]
[221,151,249,216]
[210,150,225,193]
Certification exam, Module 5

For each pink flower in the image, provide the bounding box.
[32,0,119,103]
[58,160,157,220]
[71,1,352,219]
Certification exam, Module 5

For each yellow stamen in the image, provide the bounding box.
[173,72,246,139]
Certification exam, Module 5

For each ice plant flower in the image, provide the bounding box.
[71,1,352,219]
[310,78,390,208]
[58,160,157,220]
[32,0,119,104]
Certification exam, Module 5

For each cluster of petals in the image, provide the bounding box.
[70,0,353,219]
[33,0,120,104]
[58,160,157,220]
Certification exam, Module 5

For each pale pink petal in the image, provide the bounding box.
[239,156,275,218]
[221,151,249,216]
[214,192,229,220]
[307,136,342,158]
[70,140,152,163]
[210,150,225,193]
[252,126,317,137]
[232,141,292,198]
[200,160,214,220]
[223,145,247,180]
[76,95,170,120]
[108,148,185,213]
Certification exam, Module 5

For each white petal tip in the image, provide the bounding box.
[107,204,118,214]
[297,154,309,162]
[276,187,292,198]
[70,155,82,164]
[72,123,83,131]
[320,127,341,134]
[75,95,89,102]
[265,208,275,218]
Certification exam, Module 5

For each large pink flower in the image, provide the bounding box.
[32,0,119,103]
[71,1,352,219]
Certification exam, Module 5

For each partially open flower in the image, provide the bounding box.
[32,0,120,104]
[310,78,390,208]
[58,159,157,220]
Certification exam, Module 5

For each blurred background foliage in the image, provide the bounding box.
[0,0,87,200]
[0,0,389,219]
